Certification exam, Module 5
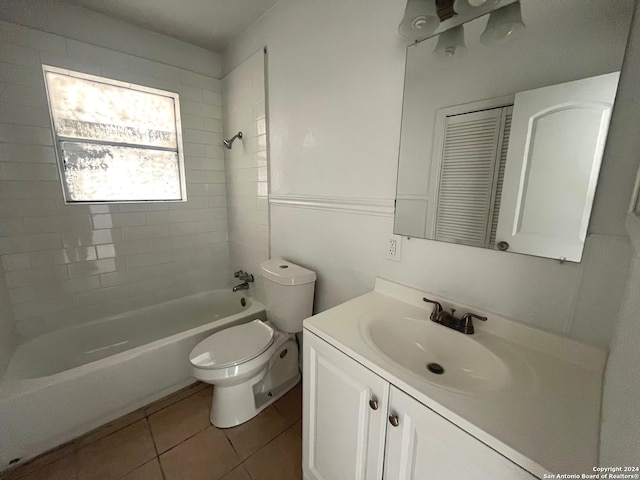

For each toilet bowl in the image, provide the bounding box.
[190,320,300,427]
[189,259,316,428]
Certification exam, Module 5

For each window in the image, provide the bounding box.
[43,65,186,203]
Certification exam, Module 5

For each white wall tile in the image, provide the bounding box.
[0,22,231,337]
[0,233,62,255]
[66,39,132,71]
[0,63,44,89]
[0,103,51,128]
[0,42,41,67]
[0,162,59,181]
[5,265,68,288]
[222,51,269,289]
[0,125,53,146]
[23,215,92,234]
[29,246,97,266]
[1,253,31,272]
[67,258,117,278]
[181,70,222,91]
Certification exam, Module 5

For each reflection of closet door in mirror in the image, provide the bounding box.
[430,106,512,248]
[496,72,620,262]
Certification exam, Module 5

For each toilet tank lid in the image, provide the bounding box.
[260,258,316,285]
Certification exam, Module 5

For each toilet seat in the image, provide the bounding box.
[190,320,274,369]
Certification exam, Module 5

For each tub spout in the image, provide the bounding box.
[232,282,249,292]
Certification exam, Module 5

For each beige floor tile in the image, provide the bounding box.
[225,406,289,459]
[144,382,208,416]
[77,409,146,447]
[160,427,241,480]
[121,459,163,480]
[3,443,76,480]
[77,419,156,480]
[219,465,251,480]
[243,422,302,480]
[13,454,78,480]
[274,381,302,425]
[148,390,211,453]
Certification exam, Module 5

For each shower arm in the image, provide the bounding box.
[223,131,243,149]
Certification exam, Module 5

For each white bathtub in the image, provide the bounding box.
[0,289,266,469]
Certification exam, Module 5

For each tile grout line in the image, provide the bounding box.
[154,422,211,457]
[238,419,300,467]
[143,417,166,480]
[113,419,158,480]
[238,463,254,480]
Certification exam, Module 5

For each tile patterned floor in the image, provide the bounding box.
[2,382,303,480]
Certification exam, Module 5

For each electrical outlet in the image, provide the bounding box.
[386,235,402,262]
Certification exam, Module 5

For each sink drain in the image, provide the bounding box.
[427,362,444,375]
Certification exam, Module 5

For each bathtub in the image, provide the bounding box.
[0,289,266,470]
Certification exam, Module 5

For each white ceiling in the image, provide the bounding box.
[72,0,281,52]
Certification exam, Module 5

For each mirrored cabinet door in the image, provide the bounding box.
[495,72,618,262]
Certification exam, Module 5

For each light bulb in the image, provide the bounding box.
[480,2,525,46]
[433,25,467,58]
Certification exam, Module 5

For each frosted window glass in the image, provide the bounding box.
[61,143,181,201]
[43,66,185,203]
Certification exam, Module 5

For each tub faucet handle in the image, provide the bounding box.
[234,270,254,282]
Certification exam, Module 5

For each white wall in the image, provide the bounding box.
[600,1,640,464]
[0,0,221,78]
[223,0,635,348]
[600,255,640,464]
[0,18,228,338]
[222,50,270,299]
[0,264,16,378]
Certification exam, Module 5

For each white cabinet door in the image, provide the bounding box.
[303,332,390,480]
[384,386,536,480]
[496,72,619,262]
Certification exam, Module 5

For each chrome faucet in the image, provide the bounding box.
[233,270,254,292]
[422,298,487,334]
[232,282,249,292]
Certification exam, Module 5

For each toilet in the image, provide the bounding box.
[189,258,316,428]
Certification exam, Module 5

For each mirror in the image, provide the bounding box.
[394,0,633,262]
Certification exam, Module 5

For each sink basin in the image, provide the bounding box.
[360,313,511,394]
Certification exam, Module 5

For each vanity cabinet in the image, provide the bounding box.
[303,329,389,480]
[303,331,537,480]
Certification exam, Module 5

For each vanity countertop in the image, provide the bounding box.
[303,278,606,479]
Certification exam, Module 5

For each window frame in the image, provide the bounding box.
[42,64,187,204]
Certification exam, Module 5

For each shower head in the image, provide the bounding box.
[223,131,243,149]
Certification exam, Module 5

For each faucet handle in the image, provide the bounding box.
[422,298,443,321]
[234,270,244,278]
[460,312,487,334]
[461,312,487,322]
[422,298,442,312]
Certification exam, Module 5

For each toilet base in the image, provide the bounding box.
[210,337,300,428]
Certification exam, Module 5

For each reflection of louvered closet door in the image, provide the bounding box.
[434,107,511,247]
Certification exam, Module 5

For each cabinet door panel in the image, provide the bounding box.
[496,72,619,262]
[384,386,536,480]
[303,332,389,480]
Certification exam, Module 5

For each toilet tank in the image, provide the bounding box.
[260,259,316,333]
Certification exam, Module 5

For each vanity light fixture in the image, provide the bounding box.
[433,24,467,57]
[480,1,525,45]
[398,0,440,42]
